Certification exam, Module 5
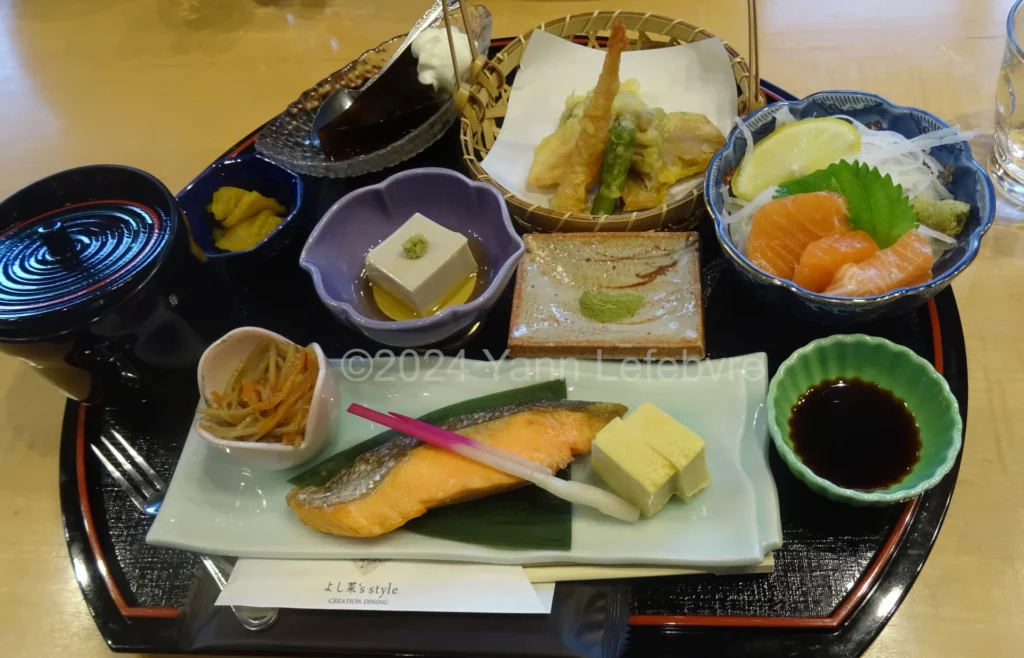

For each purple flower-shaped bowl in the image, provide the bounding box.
[299,168,525,347]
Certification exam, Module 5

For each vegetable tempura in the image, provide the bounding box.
[528,24,726,215]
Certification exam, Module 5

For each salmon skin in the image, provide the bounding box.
[287,401,627,538]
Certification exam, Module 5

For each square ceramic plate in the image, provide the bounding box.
[148,355,782,567]
[508,233,705,359]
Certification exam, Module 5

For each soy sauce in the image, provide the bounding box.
[788,378,921,491]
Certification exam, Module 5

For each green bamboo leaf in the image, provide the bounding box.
[404,476,572,550]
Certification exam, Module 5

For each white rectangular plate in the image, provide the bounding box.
[148,354,782,567]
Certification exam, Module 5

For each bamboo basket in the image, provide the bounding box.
[458,8,763,233]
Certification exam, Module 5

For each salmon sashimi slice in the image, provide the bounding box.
[745,191,851,279]
[824,231,933,297]
[286,401,627,538]
[792,230,880,293]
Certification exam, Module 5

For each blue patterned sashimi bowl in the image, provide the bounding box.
[704,90,995,323]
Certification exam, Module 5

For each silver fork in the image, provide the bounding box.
[91,430,279,631]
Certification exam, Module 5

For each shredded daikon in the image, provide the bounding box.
[724,185,778,253]
[772,106,798,128]
[833,114,975,200]
[916,224,959,257]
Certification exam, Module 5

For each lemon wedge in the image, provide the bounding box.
[731,117,861,201]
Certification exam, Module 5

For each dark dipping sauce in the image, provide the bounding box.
[788,377,922,491]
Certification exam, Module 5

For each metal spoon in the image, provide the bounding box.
[312,0,449,141]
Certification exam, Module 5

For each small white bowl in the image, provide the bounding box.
[195,327,335,470]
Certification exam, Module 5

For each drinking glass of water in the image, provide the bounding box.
[992,0,1024,205]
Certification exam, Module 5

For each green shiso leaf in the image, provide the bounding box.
[774,167,840,197]
[775,160,919,249]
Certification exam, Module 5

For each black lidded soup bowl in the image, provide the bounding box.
[0,165,208,405]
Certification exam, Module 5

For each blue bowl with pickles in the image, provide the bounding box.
[178,154,303,262]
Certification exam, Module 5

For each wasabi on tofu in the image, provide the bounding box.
[402,234,429,259]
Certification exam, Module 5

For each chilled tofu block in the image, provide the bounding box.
[365,213,477,316]
[591,417,676,517]
[625,402,711,502]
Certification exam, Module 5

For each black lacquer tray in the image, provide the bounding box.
[59,50,967,657]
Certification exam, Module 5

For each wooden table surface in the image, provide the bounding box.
[0,0,1021,656]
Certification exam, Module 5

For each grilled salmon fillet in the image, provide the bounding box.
[287,401,627,538]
